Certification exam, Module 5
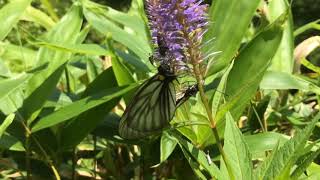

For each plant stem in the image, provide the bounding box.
[192,64,227,160]
[25,131,31,180]
[16,112,61,180]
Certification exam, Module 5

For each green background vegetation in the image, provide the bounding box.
[0,0,320,179]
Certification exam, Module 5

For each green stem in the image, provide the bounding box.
[16,113,61,180]
[192,64,229,165]
[294,19,320,36]
[250,101,267,132]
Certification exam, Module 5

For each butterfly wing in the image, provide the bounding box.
[119,74,176,139]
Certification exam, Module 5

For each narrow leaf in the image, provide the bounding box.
[31,83,138,133]
[0,114,15,138]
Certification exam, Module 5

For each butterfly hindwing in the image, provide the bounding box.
[119,74,176,139]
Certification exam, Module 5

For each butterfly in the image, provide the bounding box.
[119,34,197,139]
[119,63,199,139]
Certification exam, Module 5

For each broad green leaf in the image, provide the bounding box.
[244,132,288,158]
[32,41,108,56]
[268,0,294,73]
[224,112,253,180]
[60,68,120,149]
[83,0,151,64]
[21,5,83,121]
[31,83,138,133]
[0,0,32,40]
[160,132,178,163]
[21,6,56,30]
[260,71,320,94]
[205,0,261,76]
[225,20,283,120]
[0,114,15,138]
[172,131,221,179]
[0,74,29,115]
[254,113,320,180]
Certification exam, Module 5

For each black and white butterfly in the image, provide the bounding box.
[119,35,197,139]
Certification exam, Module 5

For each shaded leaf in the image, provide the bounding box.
[160,132,178,163]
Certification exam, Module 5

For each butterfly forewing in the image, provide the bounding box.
[119,74,176,139]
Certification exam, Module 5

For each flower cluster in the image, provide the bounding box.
[146,0,208,73]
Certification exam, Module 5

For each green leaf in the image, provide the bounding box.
[260,71,320,94]
[0,42,37,70]
[21,5,83,121]
[160,132,178,163]
[0,133,25,151]
[254,113,320,180]
[205,0,261,76]
[172,131,221,179]
[0,114,15,138]
[306,163,320,179]
[211,63,233,118]
[244,132,288,159]
[109,45,135,104]
[21,6,56,30]
[0,59,11,77]
[59,68,120,149]
[0,0,32,40]
[268,0,294,73]
[225,20,283,120]
[83,1,151,63]
[0,74,29,115]
[224,112,253,180]
[31,41,108,56]
[291,147,320,179]
[179,144,207,179]
[116,50,151,73]
[21,64,66,122]
[31,83,138,133]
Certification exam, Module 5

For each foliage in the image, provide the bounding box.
[0,0,319,179]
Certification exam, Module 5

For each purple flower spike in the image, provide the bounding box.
[146,0,208,73]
